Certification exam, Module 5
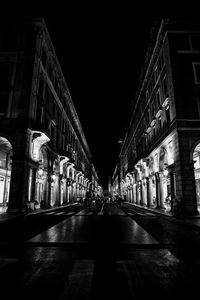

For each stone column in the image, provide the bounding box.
[7,158,26,213]
[181,160,198,216]
[155,172,161,208]
[47,173,52,208]
[146,177,151,207]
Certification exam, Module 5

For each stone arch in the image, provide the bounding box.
[190,139,200,161]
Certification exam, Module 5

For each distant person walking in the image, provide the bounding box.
[85,191,91,209]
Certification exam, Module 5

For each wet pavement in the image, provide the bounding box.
[27,209,159,246]
[0,202,200,299]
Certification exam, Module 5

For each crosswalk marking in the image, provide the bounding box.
[65,212,74,215]
[58,251,181,299]
[75,210,87,215]
[56,212,65,215]
[59,260,94,300]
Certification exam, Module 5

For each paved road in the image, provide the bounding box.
[0,202,199,299]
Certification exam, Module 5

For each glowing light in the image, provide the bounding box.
[38,168,43,176]
[168,141,174,164]
[52,174,56,181]
[163,169,169,176]
[29,130,50,162]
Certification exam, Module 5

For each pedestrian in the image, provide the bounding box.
[85,191,91,209]
[171,196,184,219]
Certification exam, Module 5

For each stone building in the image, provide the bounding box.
[0,18,101,213]
[112,19,200,216]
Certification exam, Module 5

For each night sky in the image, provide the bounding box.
[43,12,158,189]
[7,2,196,189]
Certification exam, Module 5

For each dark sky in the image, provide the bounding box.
[3,1,198,189]
[43,12,158,188]
[33,3,197,189]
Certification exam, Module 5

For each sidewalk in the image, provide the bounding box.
[0,202,82,223]
[122,202,200,229]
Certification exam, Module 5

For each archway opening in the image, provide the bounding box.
[193,143,200,212]
[35,147,48,209]
[0,137,13,213]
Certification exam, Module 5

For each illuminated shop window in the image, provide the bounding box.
[154,153,159,172]
[194,156,200,169]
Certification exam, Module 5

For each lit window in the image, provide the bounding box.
[190,35,200,51]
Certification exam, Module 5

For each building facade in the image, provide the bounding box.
[112,19,200,216]
[0,18,102,213]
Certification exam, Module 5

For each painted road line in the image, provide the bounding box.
[75,210,88,215]
[59,260,94,300]
[116,251,180,296]
[26,214,159,245]
[65,212,74,215]
[127,212,136,216]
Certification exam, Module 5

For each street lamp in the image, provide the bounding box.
[52,174,56,181]
[38,168,43,176]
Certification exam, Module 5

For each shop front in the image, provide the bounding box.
[0,136,12,212]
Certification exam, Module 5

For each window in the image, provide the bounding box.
[146,110,149,126]
[154,66,158,82]
[36,105,42,123]
[62,135,65,150]
[0,151,7,168]
[148,109,151,123]
[41,48,47,68]
[151,102,155,118]
[166,108,171,128]
[0,63,10,115]
[156,89,161,109]
[162,75,168,99]
[146,90,149,103]
[190,35,200,51]
[196,95,200,118]
[62,119,65,133]
[193,63,200,84]
[49,64,53,80]
[158,51,164,73]
[50,123,56,145]
[52,102,56,116]
[158,117,162,135]
[176,34,190,50]
[38,76,44,98]
[45,87,51,109]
